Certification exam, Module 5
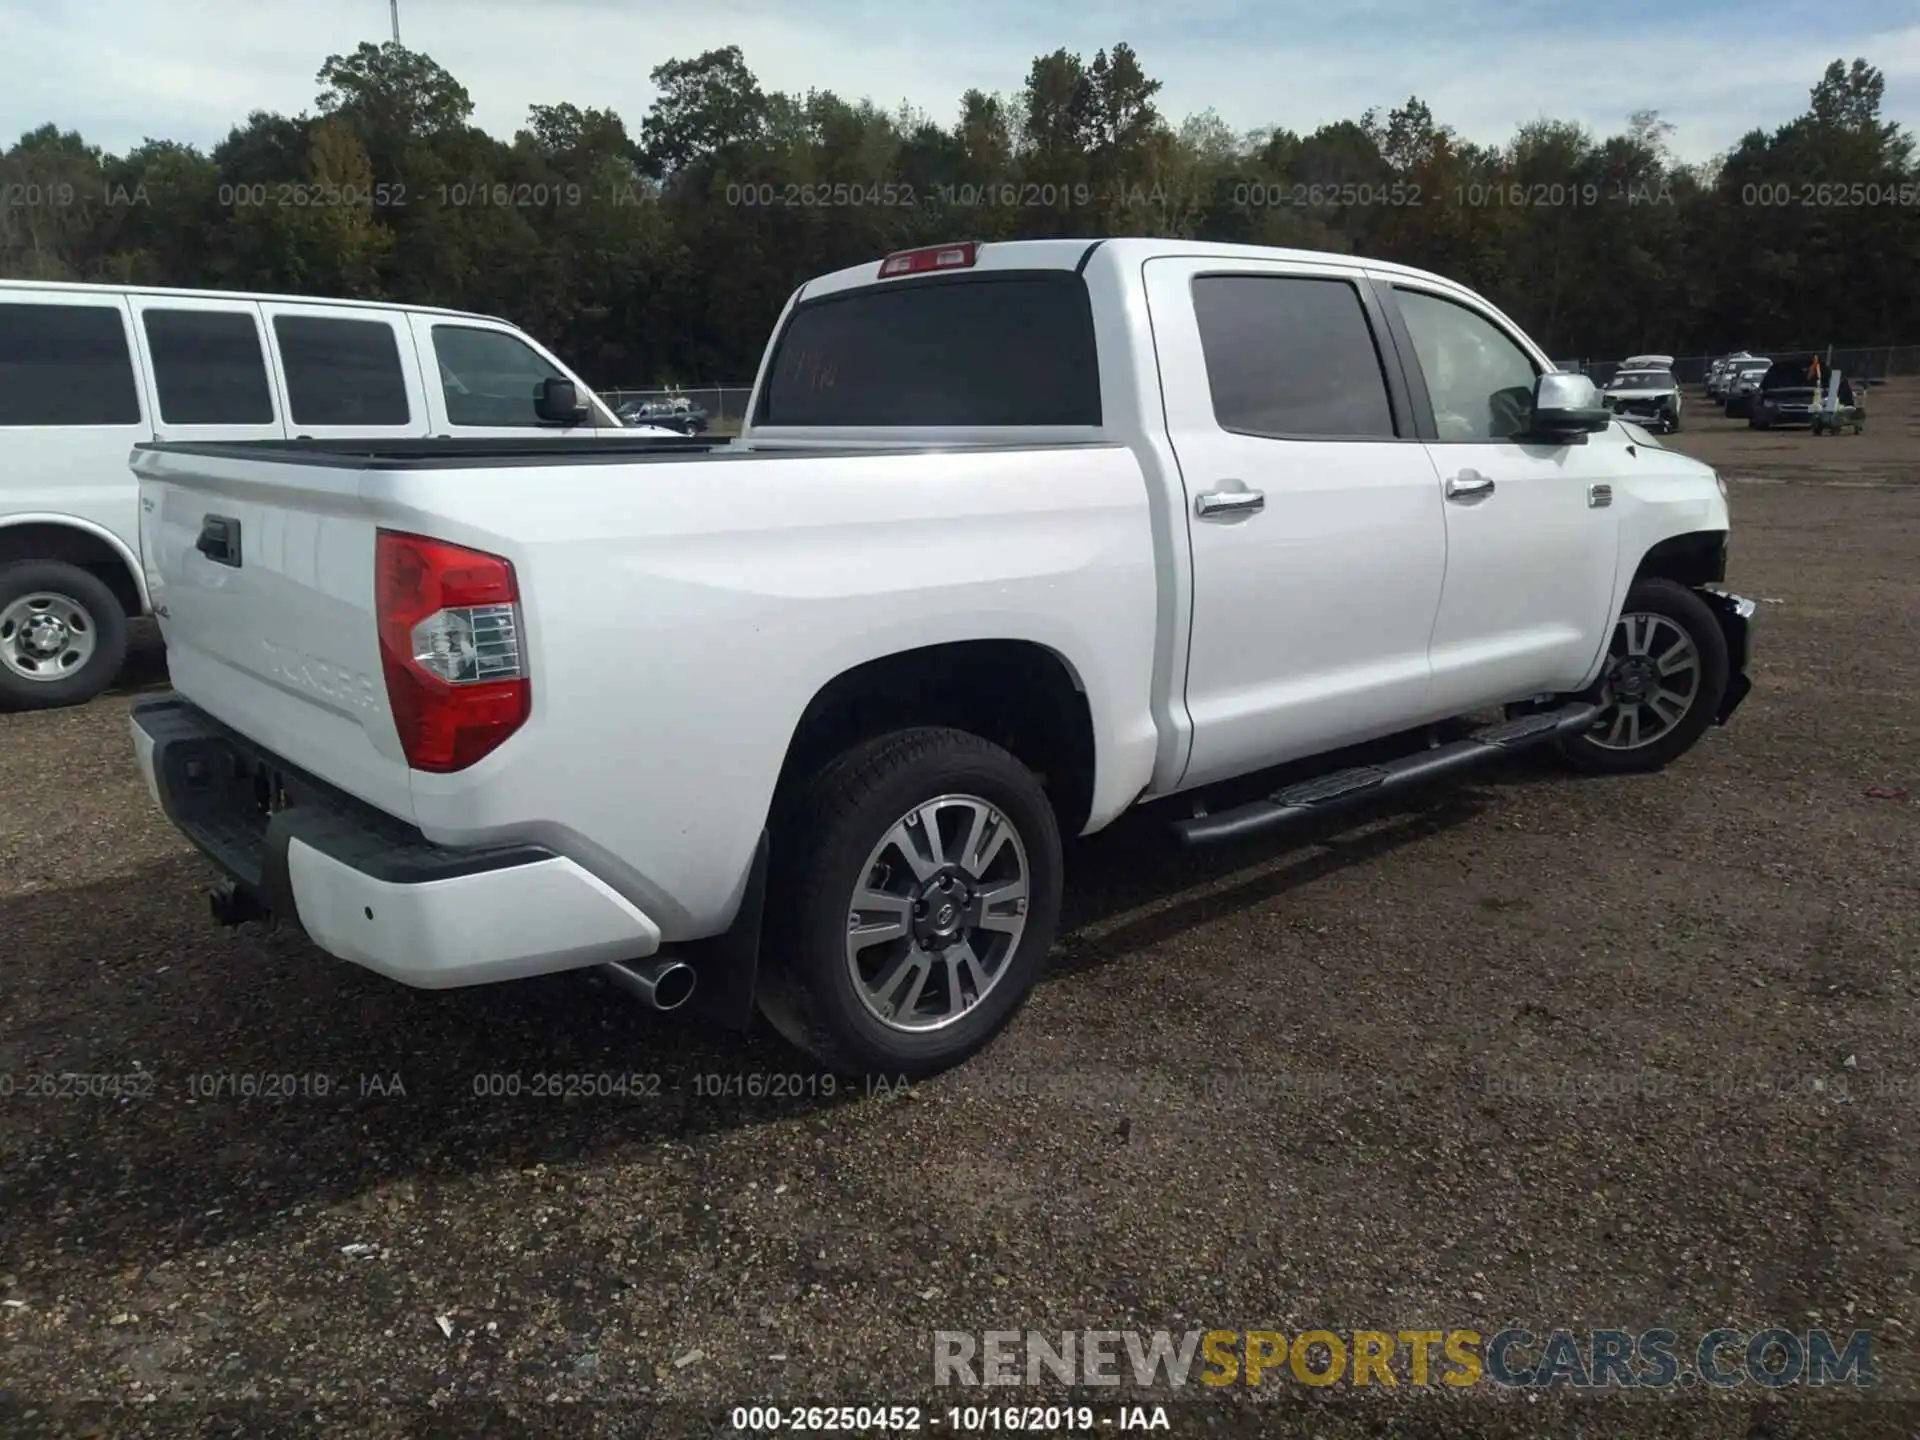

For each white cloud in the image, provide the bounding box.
[2,0,1914,165]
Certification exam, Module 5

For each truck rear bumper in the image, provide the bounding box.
[130,695,662,988]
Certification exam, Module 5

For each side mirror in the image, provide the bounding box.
[1521,371,1614,444]
[535,377,590,424]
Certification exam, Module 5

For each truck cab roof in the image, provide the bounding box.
[795,237,1482,304]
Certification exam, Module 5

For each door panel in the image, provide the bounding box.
[1383,283,1622,709]
[1145,258,1449,789]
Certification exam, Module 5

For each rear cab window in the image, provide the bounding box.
[756,271,1100,427]
[0,300,143,426]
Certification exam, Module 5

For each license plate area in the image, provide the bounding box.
[160,737,304,886]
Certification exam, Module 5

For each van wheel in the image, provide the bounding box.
[756,727,1063,1078]
[1557,580,1729,775]
[0,560,129,711]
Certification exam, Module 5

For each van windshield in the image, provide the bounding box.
[756,271,1101,427]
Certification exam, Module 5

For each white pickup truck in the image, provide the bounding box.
[128,238,1756,1077]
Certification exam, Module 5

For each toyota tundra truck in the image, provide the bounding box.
[127,238,1756,1077]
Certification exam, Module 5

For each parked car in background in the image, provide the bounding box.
[1722,358,1773,417]
[127,236,1755,1077]
[1602,364,1684,432]
[1706,352,1756,399]
[617,396,711,435]
[1749,354,1825,429]
[0,280,673,711]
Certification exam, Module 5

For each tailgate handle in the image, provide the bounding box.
[196,515,242,568]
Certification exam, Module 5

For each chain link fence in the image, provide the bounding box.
[601,386,755,436]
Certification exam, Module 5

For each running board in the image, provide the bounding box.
[1172,701,1602,847]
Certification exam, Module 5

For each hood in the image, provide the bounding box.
[1605,385,1677,401]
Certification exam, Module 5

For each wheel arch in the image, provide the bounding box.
[1631,530,1728,590]
[0,515,149,616]
[772,639,1099,840]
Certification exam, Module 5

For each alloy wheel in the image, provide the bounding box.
[843,794,1030,1033]
[1588,611,1702,750]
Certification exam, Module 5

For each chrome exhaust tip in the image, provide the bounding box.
[601,957,697,1012]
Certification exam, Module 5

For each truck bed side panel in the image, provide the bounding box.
[365,445,1161,938]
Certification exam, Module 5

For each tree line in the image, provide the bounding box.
[1,43,1914,386]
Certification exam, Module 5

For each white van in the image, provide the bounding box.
[0,280,672,709]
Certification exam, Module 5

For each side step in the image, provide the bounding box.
[1172,701,1601,847]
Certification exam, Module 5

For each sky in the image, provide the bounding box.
[2,0,1916,165]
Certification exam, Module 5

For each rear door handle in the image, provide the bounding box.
[1444,470,1495,501]
[1195,488,1266,518]
[196,514,242,567]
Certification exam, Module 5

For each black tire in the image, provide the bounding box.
[0,560,129,711]
[756,726,1063,1078]
[1557,579,1729,775]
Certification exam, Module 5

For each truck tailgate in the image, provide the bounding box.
[133,446,416,823]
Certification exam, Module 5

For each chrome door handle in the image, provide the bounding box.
[1444,470,1495,501]
[1195,488,1265,518]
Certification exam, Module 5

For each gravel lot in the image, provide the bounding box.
[2,390,1917,1438]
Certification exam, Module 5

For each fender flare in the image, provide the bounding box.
[0,513,150,613]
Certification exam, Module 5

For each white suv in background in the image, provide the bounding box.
[0,281,669,710]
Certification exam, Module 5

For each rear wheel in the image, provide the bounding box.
[757,727,1063,1077]
[0,560,129,711]
[1557,580,1729,775]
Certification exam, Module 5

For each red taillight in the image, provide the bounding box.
[877,241,979,277]
[375,529,529,773]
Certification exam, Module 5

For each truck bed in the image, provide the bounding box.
[132,436,1120,468]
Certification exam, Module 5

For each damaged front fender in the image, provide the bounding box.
[1698,588,1756,724]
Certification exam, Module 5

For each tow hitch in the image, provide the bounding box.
[208,880,270,928]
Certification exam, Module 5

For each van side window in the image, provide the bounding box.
[143,309,275,425]
[1190,275,1398,439]
[431,325,567,427]
[0,302,142,427]
[272,315,410,426]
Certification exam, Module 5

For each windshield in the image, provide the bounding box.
[1763,359,1820,388]
[1609,370,1673,389]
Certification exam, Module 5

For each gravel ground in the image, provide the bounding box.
[2,393,1917,1438]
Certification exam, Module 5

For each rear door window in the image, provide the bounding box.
[143,309,276,425]
[0,301,142,426]
[758,272,1100,427]
[273,315,411,426]
[1190,274,1398,439]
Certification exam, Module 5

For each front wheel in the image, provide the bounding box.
[0,560,129,711]
[1557,579,1730,775]
[757,727,1064,1077]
